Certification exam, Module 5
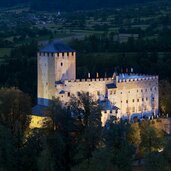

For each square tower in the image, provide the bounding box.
[37,41,76,106]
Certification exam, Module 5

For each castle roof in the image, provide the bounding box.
[118,74,151,81]
[40,40,76,53]
[32,105,47,116]
[106,83,117,89]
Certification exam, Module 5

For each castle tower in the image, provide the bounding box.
[37,41,76,106]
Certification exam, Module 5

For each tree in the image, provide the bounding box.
[0,88,31,143]
[159,80,171,115]
[140,121,164,153]
[145,140,171,171]
[69,92,102,163]
[103,121,135,171]
[127,122,141,148]
[0,124,16,171]
[72,148,117,171]
[45,98,74,171]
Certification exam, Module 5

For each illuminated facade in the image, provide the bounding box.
[33,41,159,126]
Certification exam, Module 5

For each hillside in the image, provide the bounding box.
[0,0,157,11]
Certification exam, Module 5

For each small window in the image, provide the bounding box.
[126,100,128,104]
[77,92,80,96]
[62,52,64,56]
[137,99,139,102]
[145,89,147,92]
[114,90,116,94]
[61,62,63,66]
[142,98,144,101]
[132,99,134,103]
[137,90,139,92]
[97,91,100,96]
[121,92,122,94]
[141,89,143,92]
[72,52,74,56]
[68,92,70,97]
[121,101,122,103]
[146,97,148,101]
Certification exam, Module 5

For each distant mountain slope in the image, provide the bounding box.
[0,0,157,11]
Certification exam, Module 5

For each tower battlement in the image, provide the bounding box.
[38,52,76,59]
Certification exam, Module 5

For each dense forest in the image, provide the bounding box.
[0,0,157,11]
[0,89,171,171]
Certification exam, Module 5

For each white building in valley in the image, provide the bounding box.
[32,41,159,126]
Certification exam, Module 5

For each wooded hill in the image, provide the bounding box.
[0,0,157,11]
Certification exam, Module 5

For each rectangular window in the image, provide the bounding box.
[126,100,128,103]
[138,106,142,111]
[132,107,135,112]
[137,99,139,102]
[144,105,147,111]
[68,92,70,97]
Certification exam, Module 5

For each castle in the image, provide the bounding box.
[32,41,159,127]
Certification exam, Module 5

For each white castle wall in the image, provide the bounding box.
[55,76,159,125]
[55,78,113,102]
[110,76,159,118]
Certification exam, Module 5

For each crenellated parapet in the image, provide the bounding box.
[65,77,113,84]
[38,52,76,59]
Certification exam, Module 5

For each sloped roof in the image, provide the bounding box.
[32,105,47,116]
[106,83,117,89]
[59,90,65,94]
[40,40,76,53]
